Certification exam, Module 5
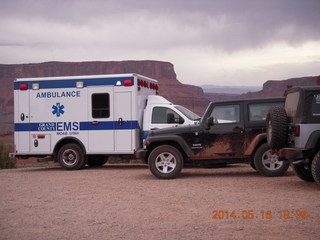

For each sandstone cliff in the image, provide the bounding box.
[205,75,320,101]
[1,60,320,140]
[0,61,210,118]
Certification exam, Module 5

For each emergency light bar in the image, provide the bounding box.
[20,84,28,90]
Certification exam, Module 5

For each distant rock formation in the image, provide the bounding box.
[205,75,320,101]
[0,60,319,141]
[0,61,210,118]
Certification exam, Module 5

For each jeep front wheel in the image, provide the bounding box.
[148,145,183,179]
[266,107,288,149]
[311,151,320,185]
[254,143,289,177]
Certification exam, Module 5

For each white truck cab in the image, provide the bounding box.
[12,73,199,169]
[143,95,200,139]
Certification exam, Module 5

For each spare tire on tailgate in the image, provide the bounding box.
[266,106,288,149]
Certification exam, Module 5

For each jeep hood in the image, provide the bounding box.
[148,125,201,137]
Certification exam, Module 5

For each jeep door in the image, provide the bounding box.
[196,104,245,159]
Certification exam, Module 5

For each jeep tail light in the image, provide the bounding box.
[293,125,300,136]
[20,83,28,90]
[278,149,283,158]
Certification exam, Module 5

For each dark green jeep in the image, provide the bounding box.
[138,98,287,179]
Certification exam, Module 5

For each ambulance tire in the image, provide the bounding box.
[148,145,183,179]
[57,143,86,170]
[87,155,108,167]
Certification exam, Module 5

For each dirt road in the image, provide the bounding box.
[0,164,319,240]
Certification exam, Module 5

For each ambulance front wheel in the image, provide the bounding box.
[57,143,86,170]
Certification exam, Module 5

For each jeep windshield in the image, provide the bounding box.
[174,105,201,121]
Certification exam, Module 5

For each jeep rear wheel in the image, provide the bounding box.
[292,162,314,182]
[266,107,288,149]
[311,151,320,185]
[57,143,86,170]
[148,145,183,179]
[254,143,289,177]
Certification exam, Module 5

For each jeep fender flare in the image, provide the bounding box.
[244,133,267,156]
[306,130,320,149]
[146,135,194,158]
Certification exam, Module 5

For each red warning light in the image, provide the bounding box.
[124,79,133,87]
[20,83,28,90]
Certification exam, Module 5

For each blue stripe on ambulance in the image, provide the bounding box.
[15,121,140,131]
[14,77,134,90]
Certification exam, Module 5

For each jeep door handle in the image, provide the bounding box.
[92,121,99,125]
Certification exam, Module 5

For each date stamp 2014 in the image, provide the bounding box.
[211,210,309,220]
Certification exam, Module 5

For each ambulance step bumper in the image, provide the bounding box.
[135,148,147,160]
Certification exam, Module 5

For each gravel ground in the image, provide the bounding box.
[0,164,319,240]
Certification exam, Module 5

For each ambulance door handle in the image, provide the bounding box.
[118,118,123,126]
[92,121,99,125]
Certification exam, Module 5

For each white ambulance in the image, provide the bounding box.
[13,74,200,169]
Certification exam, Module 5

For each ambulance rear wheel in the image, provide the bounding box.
[57,143,86,170]
[87,155,108,167]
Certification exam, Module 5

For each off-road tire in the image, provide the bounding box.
[291,162,315,182]
[254,143,289,177]
[266,107,288,149]
[57,143,86,170]
[87,155,108,167]
[148,145,183,179]
[311,151,320,185]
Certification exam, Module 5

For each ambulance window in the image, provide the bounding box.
[92,93,110,118]
[152,107,183,124]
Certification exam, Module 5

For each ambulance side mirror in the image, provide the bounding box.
[204,117,214,130]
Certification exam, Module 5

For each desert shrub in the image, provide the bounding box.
[0,143,16,169]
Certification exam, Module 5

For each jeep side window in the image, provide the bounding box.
[210,105,240,124]
[248,102,284,122]
[92,93,110,118]
[152,107,183,124]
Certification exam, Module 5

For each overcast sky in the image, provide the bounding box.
[1,0,320,87]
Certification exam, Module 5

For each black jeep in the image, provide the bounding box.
[138,98,287,179]
[267,86,320,185]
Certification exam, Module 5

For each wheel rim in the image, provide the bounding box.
[61,149,79,166]
[155,152,177,174]
[261,150,283,170]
